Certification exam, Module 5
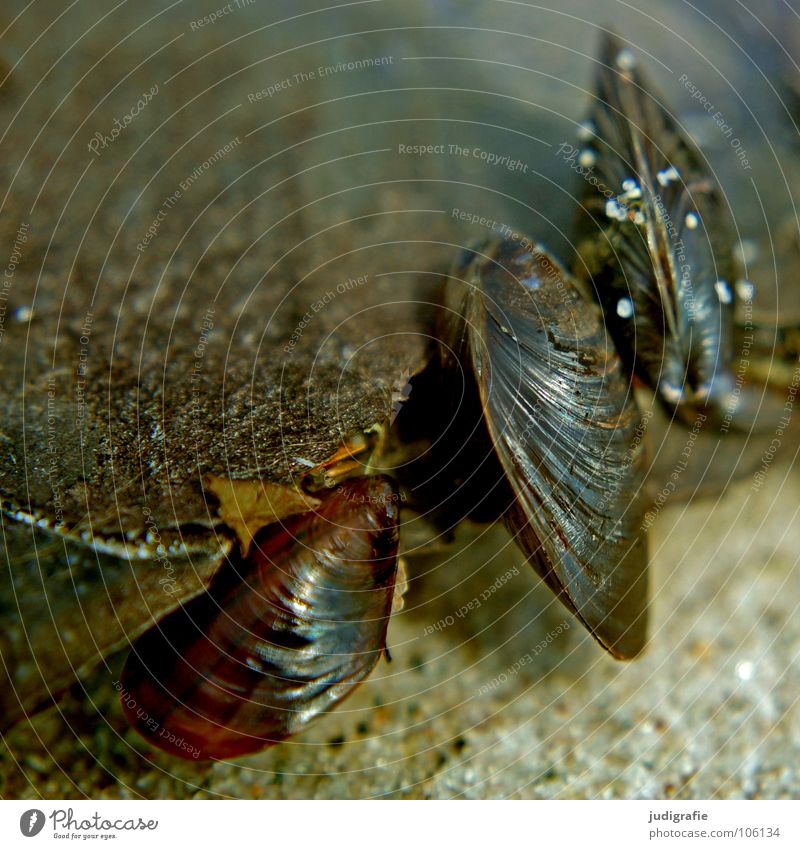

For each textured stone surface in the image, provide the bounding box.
[0,0,798,799]
[2,453,798,799]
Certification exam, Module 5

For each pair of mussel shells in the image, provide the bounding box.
[123,35,741,759]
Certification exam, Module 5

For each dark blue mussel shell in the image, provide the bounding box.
[443,239,649,659]
[574,34,737,420]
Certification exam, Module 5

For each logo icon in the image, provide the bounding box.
[19,810,45,837]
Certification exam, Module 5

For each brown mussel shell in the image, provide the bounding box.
[120,476,400,760]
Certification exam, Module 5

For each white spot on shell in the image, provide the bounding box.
[734,239,759,266]
[577,121,595,141]
[616,297,634,319]
[684,212,700,230]
[620,178,642,201]
[736,279,755,303]
[660,382,684,405]
[715,280,733,304]
[14,306,33,322]
[736,660,755,681]
[605,199,627,221]
[578,149,596,168]
[657,166,680,186]
[615,49,636,70]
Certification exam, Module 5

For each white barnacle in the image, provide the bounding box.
[615,49,636,70]
[660,382,684,405]
[734,239,758,267]
[605,198,627,221]
[620,178,642,201]
[684,212,700,230]
[714,280,733,305]
[656,165,680,187]
[578,149,597,168]
[577,121,596,142]
[735,279,755,303]
[616,297,634,319]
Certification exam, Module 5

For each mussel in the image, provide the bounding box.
[121,477,400,760]
[574,34,737,421]
[439,239,649,659]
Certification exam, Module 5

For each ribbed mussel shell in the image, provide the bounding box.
[120,476,400,760]
[575,34,736,415]
[443,239,649,659]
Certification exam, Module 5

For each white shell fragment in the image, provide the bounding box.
[656,165,680,186]
[714,280,733,305]
[684,212,700,230]
[615,49,636,70]
[735,279,755,303]
[616,297,634,319]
